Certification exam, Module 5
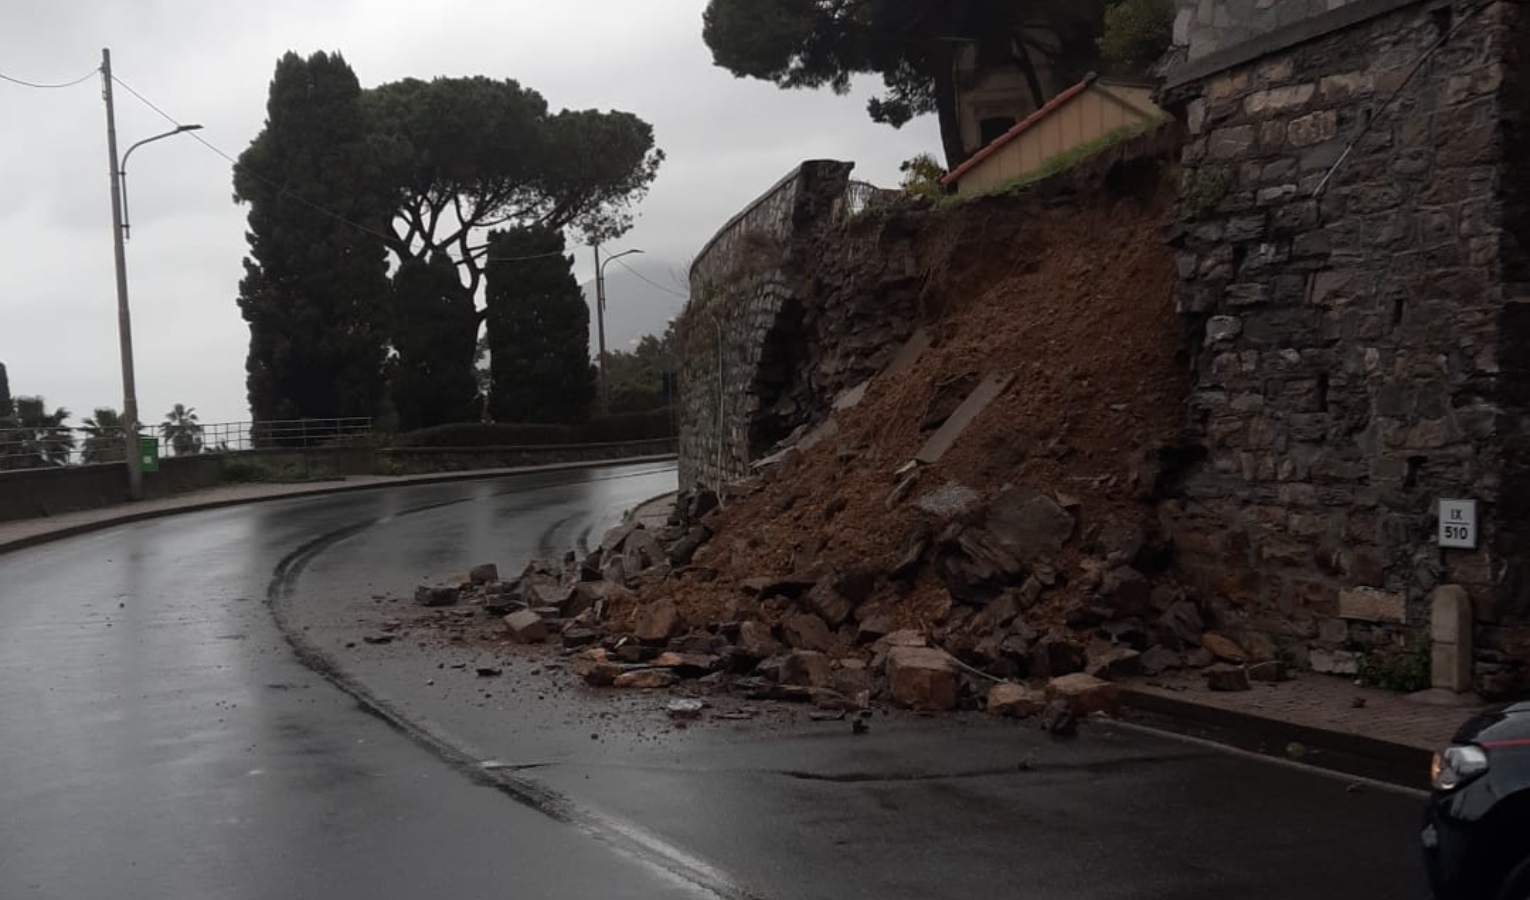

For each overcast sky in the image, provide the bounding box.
[0,1,938,427]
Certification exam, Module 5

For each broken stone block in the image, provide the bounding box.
[1206,664,1252,692]
[1185,648,1216,668]
[1031,636,1087,679]
[782,611,835,652]
[1064,601,1112,630]
[469,563,500,585]
[624,528,665,572]
[635,599,681,643]
[856,614,894,644]
[781,651,832,688]
[1041,699,1078,736]
[737,621,783,659]
[890,528,931,580]
[1247,660,1287,682]
[886,646,959,711]
[986,682,1047,718]
[1086,645,1143,680]
[1046,673,1120,716]
[1201,633,1248,664]
[503,609,549,644]
[416,585,460,608]
[1155,600,1205,649]
[601,523,638,555]
[602,555,629,588]
[667,699,705,720]
[1140,645,1181,676]
[668,526,710,567]
[573,649,622,686]
[1309,648,1361,676]
[829,663,872,702]
[617,643,660,664]
[614,669,679,690]
[562,627,601,650]
[803,582,855,628]
[986,487,1076,564]
[654,652,719,677]
[1101,567,1152,614]
[521,575,564,610]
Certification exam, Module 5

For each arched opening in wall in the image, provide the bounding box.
[748,295,808,461]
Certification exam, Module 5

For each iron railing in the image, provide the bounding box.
[843,180,901,218]
[0,417,374,470]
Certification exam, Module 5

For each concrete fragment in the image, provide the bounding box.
[667,699,705,720]
[503,609,549,644]
[562,627,601,650]
[886,646,959,711]
[987,683,1047,718]
[469,563,500,585]
[1206,664,1252,692]
[1086,645,1143,680]
[883,328,932,379]
[1309,648,1361,676]
[1046,673,1120,715]
[916,481,982,517]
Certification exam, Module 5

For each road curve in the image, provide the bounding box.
[0,462,690,900]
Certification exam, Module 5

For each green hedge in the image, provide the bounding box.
[394,408,676,448]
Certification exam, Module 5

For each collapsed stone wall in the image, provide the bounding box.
[1163,0,1530,692]
[1173,0,1370,62]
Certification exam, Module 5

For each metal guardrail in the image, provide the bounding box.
[0,417,374,469]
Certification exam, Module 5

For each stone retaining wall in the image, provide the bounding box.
[1163,0,1530,693]
[678,160,855,491]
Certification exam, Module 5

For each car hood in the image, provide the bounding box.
[1454,702,1530,745]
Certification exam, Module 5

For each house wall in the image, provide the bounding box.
[955,84,1163,195]
[1162,0,1530,693]
[953,39,1066,155]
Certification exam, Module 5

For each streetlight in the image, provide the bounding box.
[101,47,201,500]
[120,123,202,241]
[594,246,643,410]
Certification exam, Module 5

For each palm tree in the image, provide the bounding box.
[3,396,73,469]
[81,407,126,464]
[160,404,203,456]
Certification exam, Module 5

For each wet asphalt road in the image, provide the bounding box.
[0,461,1431,899]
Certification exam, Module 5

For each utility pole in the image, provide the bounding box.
[101,48,143,501]
[594,244,609,411]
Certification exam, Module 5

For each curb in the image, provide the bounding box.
[622,491,679,526]
[0,454,678,558]
[1120,686,1433,791]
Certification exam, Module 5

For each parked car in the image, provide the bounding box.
[1424,701,1530,899]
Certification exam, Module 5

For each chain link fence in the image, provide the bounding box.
[0,417,374,470]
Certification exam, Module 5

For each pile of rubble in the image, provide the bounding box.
[409,477,1290,728]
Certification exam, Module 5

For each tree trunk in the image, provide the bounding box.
[933,51,966,171]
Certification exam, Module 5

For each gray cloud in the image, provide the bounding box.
[0,0,938,427]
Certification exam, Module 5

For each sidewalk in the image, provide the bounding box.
[1120,669,1489,787]
[0,456,677,556]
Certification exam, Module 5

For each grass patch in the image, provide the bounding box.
[219,457,339,484]
[942,116,1171,208]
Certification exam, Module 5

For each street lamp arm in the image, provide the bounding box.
[120,124,202,173]
[118,124,201,241]
[598,247,644,278]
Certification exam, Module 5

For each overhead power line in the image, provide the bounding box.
[0,66,100,89]
[613,255,688,299]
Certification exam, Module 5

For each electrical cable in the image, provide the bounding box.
[612,255,689,299]
[0,67,99,89]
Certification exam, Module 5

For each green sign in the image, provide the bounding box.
[139,436,159,473]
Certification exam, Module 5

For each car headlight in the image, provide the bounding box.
[1431,744,1489,791]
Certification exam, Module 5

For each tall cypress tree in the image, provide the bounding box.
[234,51,390,425]
[485,227,595,424]
[0,361,12,424]
[389,253,481,430]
